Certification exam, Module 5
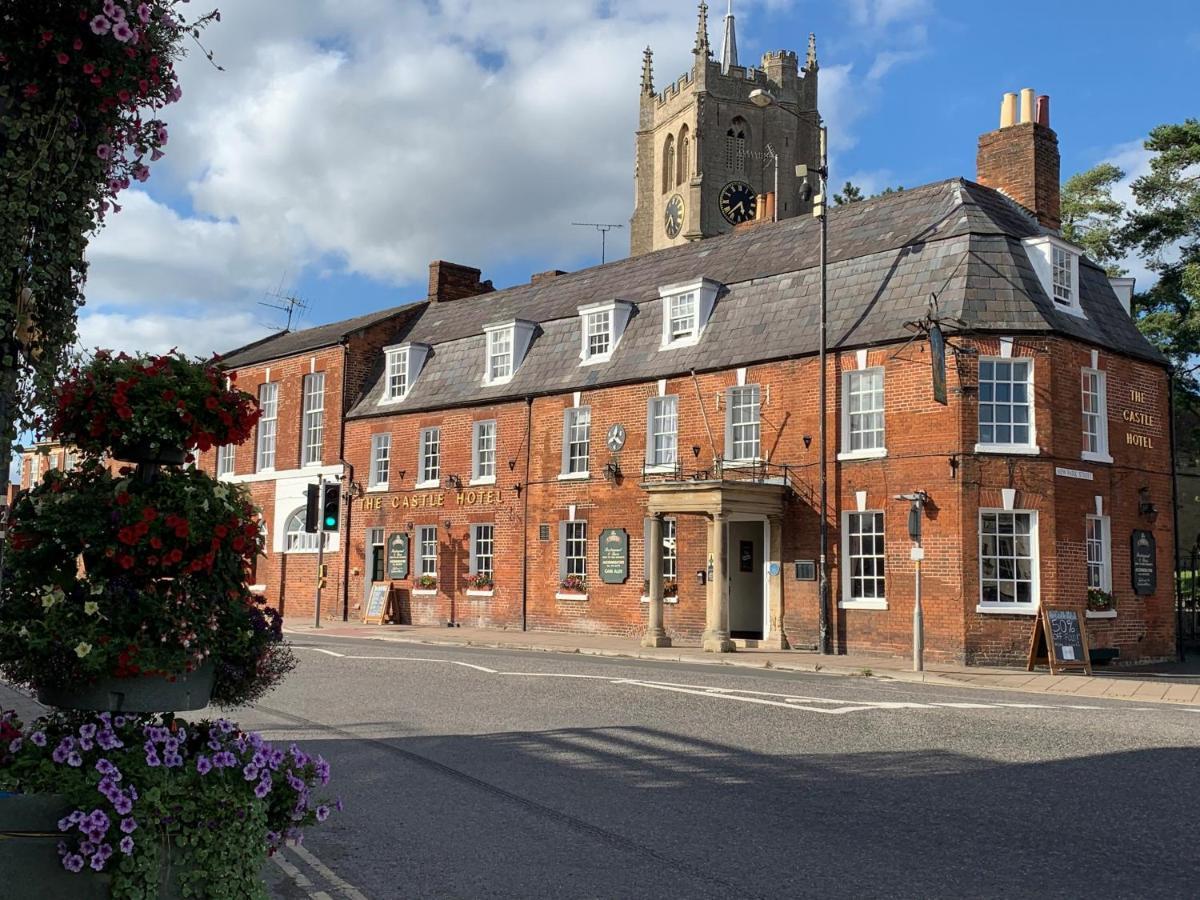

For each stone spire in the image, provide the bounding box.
[640,45,654,95]
[719,0,738,74]
[806,32,818,71]
[693,2,711,58]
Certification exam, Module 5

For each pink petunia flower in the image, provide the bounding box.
[132,165,149,183]
[57,52,70,65]
[156,124,168,145]
[150,148,164,161]
[96,144,113,160]
[90,15,111,35]
[137,3,151,24]
[112,21,133,43]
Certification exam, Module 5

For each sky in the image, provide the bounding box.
[77,0,1200,357]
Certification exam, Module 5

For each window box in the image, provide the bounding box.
[837,448,888,462]
[416,575,437,590]
[1086,587,1116,615]
[838,599,888,611]
[412,589,438,597]
[555,592,589,601]
[559,575,588,594]
[975,604,1040,616]
[467,573,494,591]
[1086,609,1117,619]
[466,589,495,598]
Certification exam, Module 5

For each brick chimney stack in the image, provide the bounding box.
[427,261,494,303]
[976,89,1061,231]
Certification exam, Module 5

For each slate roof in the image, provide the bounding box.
[327,177,1163,419]
[219,304,417,368]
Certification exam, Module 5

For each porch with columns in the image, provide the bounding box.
[642,480,789,652]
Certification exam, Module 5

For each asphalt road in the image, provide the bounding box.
[245,634,1200,900]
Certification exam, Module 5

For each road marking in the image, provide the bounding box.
[271,849,335,899]
[290,643,1200,716]
[289,841,371,900]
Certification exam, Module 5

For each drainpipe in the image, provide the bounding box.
[339,340,352,622]
[521,396,533,631]
[1169,372,1184,662]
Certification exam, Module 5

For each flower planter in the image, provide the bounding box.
[113,440,187,466]
[0,792,111,899]
[37,661,214,713]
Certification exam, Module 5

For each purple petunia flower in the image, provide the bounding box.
[195,755,212,775]
[111,20,133,42]
[90,15,111,35]
[254,779,271,799]
[96,759,116,776]
[79,724,97,741]
[89,854,106,872]
[63,853,85,873]
[58,816,73,832]
[30,731,46,747]
[144,751,161,768]
[119,835,134,854]
[137,3,151,24]
[315,805,330,822]
[8,738,21,753]
[243,763,259,782]
[120,817,137,834]
[113,794,133,816]
[66,751,83,767]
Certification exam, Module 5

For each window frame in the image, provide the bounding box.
[839,367,886,460]
[284,506,331,553]
[471,420,497,485]
[216,444,235,478]
[369,433,391,490]
[1086,514,1112,594]
[725,385,761,464]
[560,406,591,479]
[487,326,513,383]
[558,519,588,588]
[1081,367,1112,463]
[255,382,278,472]
[645,395,679,470]
[417,426,441,488]
[1052,244,1073,305]
[975,357,1038,455]
[469,523,495,579]
[641,517,678,603]
[977,509,1040,614]
[658,278,719,350]
[384,347,409,401]
[301,372,325,467]
[840,510,887,610]
[1022,236,1084,318]
[417,525,438,579]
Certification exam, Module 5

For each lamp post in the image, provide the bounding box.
[749,88,830,654]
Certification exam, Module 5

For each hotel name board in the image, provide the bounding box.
[1123,388,1158,450]
[359,489,507,512]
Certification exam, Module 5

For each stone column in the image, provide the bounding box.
[762,514,790,650]
[703,512,735,652]
[642,514,672,648]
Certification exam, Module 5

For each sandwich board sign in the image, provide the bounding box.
[1027,604,1092,675]
[363,583,393,625]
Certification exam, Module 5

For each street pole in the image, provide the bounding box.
[817,124,830,656]
[913,541,924,672]
[314,476,325,629]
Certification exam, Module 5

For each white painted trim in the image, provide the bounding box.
[977,507,1040,614]
[1081,451,1114,464]
[573,391,582,408]
[657,379,667,397]
[415,480,439,490]
[555,592,589,601]
[1090,349,1099,368]
[469,476,497,487]
[1094,495,1104,516]
[998,337,1013,359]
[736,367,747,386]
[975,604,1039,616]
[855,491,867,513]
[837,448,888,462]
[1022,236,1085,318]
[568,504,577,520]
[974,444,1040,456]
[412,589,438,597]
[366,484,390,493]
[1001,488,1016,512]
[1086,609,1117,619]
[855,349,868,369]
[465,589,495,597]
[557,472,590,482]
[838,599,888,611]
[640,595,680,605]
[226,463,344,486]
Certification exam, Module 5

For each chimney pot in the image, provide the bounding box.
[1019,88,1035,124]
[765,192,777,222]
[1035,94,1050,127]
[1000,92,1017,128]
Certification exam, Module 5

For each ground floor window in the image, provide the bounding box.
[418,525,438,578]
[284,506,329,552]
[559,520,588,586]
[979,510,1037,610]
[843,511,885,603]
[1086,515,1111,591]
[470,524,494,577]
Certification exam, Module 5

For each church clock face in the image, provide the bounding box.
[664,194,684,239]
[719,181,757,225]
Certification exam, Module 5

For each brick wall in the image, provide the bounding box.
[976,121,1061,230]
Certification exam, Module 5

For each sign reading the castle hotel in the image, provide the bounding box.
[1123,388,1159,450]
[359,489,507,512]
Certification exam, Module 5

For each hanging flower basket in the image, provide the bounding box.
[36,661,214,713]
[112,439,187,466]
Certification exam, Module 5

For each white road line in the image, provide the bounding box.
[289,841,371,900]
[271,849,335,899]
[294,647,497,673]
[616,679,879,714]
[301,647,347,658]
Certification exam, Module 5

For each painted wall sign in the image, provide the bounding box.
[386,533,409,580]
[1131,529,1157,595]
[1123,388,1160,450]
[599,528,629,584]
[360,489,507,511]
[1054,466,1094,481]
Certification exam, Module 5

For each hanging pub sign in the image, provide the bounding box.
[1027,605,1092,675]
[1130,530,1156,595]
[930,323,947,406]
[599,528,629,584]
[387,533,409,580]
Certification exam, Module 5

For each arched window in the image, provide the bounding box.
[662,134,675,194]
[727,117,749,173]
[284,507,329,552]
[677,125,690,186]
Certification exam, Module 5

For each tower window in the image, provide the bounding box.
[663,134,675,194]
[728,117,749,174]
[677,125,690,186]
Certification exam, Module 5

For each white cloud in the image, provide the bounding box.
[1098,138,1157,288]
[76,309,272,359]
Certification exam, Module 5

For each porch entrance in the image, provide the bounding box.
[728,520,767,639]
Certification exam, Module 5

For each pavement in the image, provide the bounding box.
[281,619,1200,706]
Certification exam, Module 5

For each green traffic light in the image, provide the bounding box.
[324,516,336,528]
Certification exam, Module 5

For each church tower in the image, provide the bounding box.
[630,2,820,257]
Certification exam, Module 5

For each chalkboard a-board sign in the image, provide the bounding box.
[363,583,393,625]
[1130,529,1157,596]
[387,533,409,580]
[599,528,629,585]
[1027,605,1092,675]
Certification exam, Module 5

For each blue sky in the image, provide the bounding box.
[79,0,1199,353]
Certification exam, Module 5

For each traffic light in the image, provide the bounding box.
[317,564,328,590]
[304,485,320,533]
[321,484,341,532]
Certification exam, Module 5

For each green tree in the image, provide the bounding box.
[1061,163,1127,276]
[833,181,863,205]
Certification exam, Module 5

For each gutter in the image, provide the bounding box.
[1169,372,1183,662]
[521,395,533,631]
[339,339,352,622]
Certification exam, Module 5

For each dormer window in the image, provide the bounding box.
[380,342,431,403]
[577,300,633,365]
[659,278,720,350]
[482,319,536,386]
[1022,237,1082,317]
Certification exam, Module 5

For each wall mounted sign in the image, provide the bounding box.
[360,489,507,511]
[386,533,409,580]
[794,560,816,581]
[606,424,627,452]
[768,562,781,577]
[599,528,629,584]
[1123,388,1160,450]
[1054,466,1094,481]
[1131,529,1157,595]
[930,323,947,406]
